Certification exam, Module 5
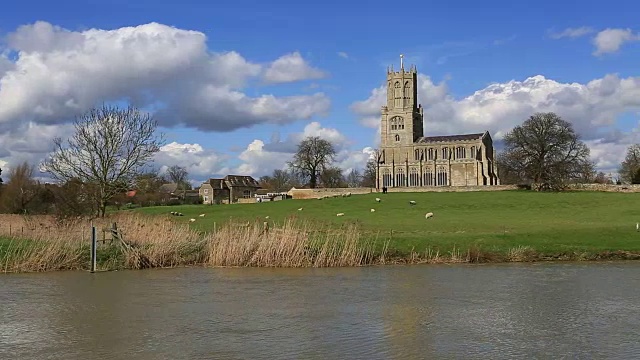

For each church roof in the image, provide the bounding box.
[416,133,485,143]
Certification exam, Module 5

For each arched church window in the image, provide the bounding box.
[409,168,419,186]
[382,168,392,187]
[427,148,434,160]
[395,134,400,142]
[456,146,466,159]
[470,146,476,159]
[423,170,433,186]
[395,167,406,187]
[414,149,420,161]
[442,148,449,159]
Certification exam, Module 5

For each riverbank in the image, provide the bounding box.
[2,190,640,273]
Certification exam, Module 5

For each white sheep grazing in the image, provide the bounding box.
[189,218,196,222]
[370,209,376,212]
[199,213,206,217]
[298,207,303,211]
[265,216,270,219]
[409,201,416,206]
[425,212,434,219]
[346,192,352,197]
[375,198,381,202]
[336,213,345,217]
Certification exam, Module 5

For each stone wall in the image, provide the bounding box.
[288,187,374,199]
[450,163,479,186]
[567,183,640,192]
[230,186,259,203]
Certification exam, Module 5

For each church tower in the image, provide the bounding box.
[380,55,424,147]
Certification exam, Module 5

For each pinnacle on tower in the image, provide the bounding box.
[400,54,404,70]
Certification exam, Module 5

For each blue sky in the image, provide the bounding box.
[1,0,639,183]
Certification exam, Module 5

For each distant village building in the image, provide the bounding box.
[199,175,261,204]
[377,56,500,188]
[159,183,200,203]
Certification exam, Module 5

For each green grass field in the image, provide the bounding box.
[133,190,640,258]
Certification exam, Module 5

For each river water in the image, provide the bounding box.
[1,262,639,359]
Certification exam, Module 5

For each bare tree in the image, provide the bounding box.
[361,157,377,187]
[320,166,346,188]
[42,105,165,217]
[501,112,594,191]
[271,169,293,192]
[593,171,612,184]
[288,136,336,189]
[0,162,39,214]
[166,165,191,199]
[346,168,362,188]
[258,169,294,192]
[619,144,640,184]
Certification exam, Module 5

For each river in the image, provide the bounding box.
[1,262,639,359]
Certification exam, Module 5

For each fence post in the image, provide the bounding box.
[90,226,97,273]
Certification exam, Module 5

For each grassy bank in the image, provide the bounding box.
[136,190,640,259]
[2,190,640,273]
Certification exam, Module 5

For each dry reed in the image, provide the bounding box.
[1,213,622,274]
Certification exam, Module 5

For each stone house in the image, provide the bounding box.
[377,57,500,188]
[199,175,261,204]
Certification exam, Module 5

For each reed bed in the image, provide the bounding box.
[1,213,636,274]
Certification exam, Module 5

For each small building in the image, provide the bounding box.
[199,175,261,204]
[255,189,288,202]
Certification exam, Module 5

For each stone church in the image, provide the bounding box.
[376,57,500,188]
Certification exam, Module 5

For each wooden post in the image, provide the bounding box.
[90,226,97,273]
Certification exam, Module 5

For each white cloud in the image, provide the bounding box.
[592,28,639,55]
[262,52,326,84]
[351,73,640,172]
[0,122,74,173]
[0,21,330,132]
[337,51,349,59]
[549,27,595,39]
[233,121,363,177]
[335,146,376,174]
[155,141,231,182]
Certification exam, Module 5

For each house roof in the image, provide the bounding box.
[202,175,261,189]
[416,133,485,143]
[204,178,226,189]
[224,175,260,188]
[159,183,178,193]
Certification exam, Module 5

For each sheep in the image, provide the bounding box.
[199,213,206,217]
[375,198,381,202]
[265,216,270,219]
[370,209,375,212]
[189,218,196,222]
[425,212,434,219]
[336,213,345,217]
[178,213,184,216]
[298,207,303,211]
[346,192,352,197]
[409,201,416,206]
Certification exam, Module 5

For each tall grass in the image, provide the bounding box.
[1,211,638,274]
[0,213,390,273]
